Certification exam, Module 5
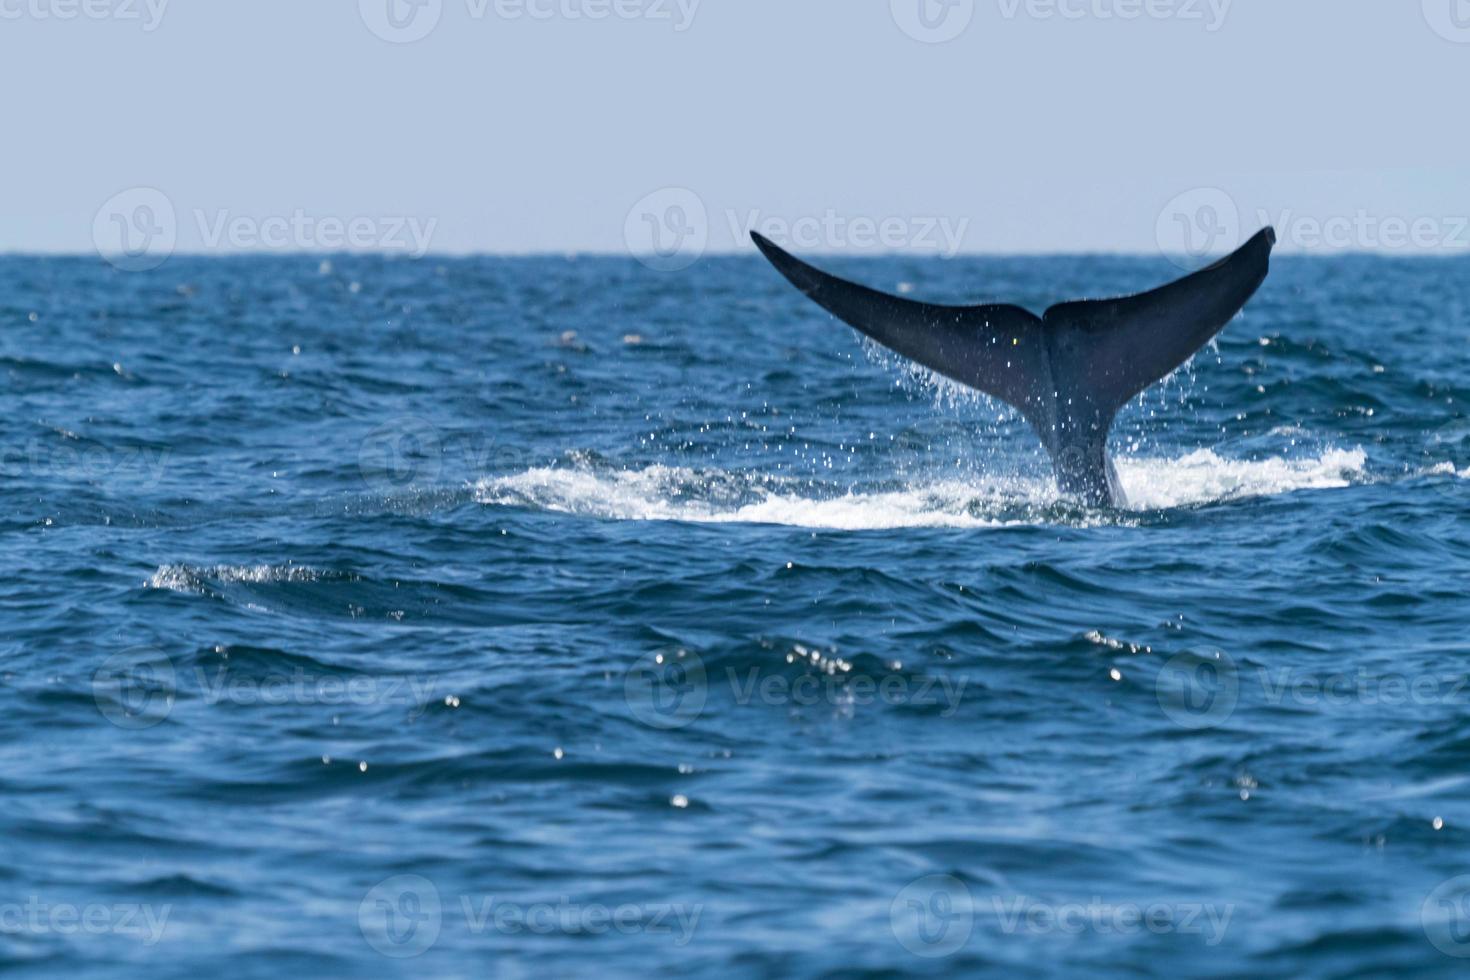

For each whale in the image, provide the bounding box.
[752,227,1276,507]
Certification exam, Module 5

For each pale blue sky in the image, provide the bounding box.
[2,0,1467,256]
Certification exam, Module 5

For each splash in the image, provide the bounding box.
[475,448,1368,530]
[146,563,326,593]
[1425,461,1470,481]
[477,465,1045,530]
[1115,448,1367,510]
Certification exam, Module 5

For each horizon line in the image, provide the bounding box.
[5,248,1469,262]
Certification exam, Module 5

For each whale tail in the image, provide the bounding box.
[751,228,1275,506]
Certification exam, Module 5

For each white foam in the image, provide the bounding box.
[146,564,324,593]
[1425,461,1470,480]
[1115,447,1368,510]
[474,447,1368,530]
[477,465,1033,530]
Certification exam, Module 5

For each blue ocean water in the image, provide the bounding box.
[1,250,1468,978]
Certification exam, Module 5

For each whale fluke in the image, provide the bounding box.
[752,227,1276,507]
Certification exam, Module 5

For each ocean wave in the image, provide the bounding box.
[473,448,1368,530]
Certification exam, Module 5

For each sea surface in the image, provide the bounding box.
[1,250,1468,978]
